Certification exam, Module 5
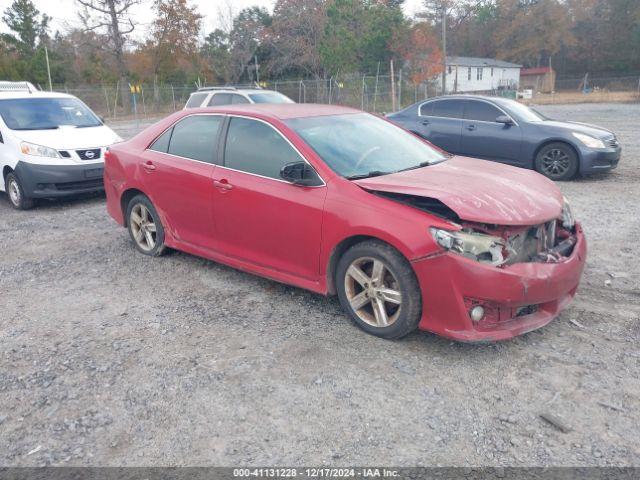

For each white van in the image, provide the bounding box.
[0,82,122,209]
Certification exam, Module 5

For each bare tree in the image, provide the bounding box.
[76,0,139,110]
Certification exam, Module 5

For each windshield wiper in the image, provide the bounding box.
[345,170,390,180]
[16,126,59,130]
[396,161,432,173]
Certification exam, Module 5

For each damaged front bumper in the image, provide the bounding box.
[412,223,586,342]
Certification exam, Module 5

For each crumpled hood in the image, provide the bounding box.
[354,156,563,226]
[11,125,122,149]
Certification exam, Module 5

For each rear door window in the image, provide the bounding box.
[231,94,250,104]
[431,99,464,119]
[149,128,172,153]
[464,100,503,122]
[207,93,233,106]
[419,101,434,116]
[165,115,223,163]
[185,93,207,108]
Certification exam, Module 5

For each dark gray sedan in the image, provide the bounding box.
[386,95,621,180]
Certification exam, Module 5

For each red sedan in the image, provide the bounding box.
[104,104,586,342]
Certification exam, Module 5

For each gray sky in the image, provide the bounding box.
[0,0,426,38]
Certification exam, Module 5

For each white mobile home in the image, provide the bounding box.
[441,56,522,93]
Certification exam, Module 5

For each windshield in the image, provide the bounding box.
[0,97,102,130]
[248,92,294,104]
[285,113,447,178]
[500,99,547,122]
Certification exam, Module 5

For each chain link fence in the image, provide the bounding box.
[53,74,444,120]
[555,73,640,92]
[51,72,639,120]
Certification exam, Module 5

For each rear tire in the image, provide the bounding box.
[126,194,166,256]
[336,240,422,339]
[534,142,579,181]
[5,172,34,210]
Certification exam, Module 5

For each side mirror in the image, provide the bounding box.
[280,161,322,187]
[496,115,514,126]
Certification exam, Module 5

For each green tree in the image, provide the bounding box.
[147,0,203,83]
[201,29,232,83]
[228,7,272,82]
[493,0,575,67]
[320,0,406,74]
[2,0,50,56]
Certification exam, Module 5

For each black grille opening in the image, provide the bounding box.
[515,304,538,317]
[76,148,101,160]
[53,179,104,191]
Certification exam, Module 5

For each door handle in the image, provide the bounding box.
[466,124,477,131]
[213,179,233,191]
[421,120,430,125]
[142,161,156,171]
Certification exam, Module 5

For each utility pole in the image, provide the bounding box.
[390,59,396,112]
[441,0,447,95]
[44,45,53,92]
[255,55,260,84]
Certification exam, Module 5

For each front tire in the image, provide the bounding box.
[5,172,34,210]
[126,194,166,256]
[534,142,579,181]
[336,240,422,339]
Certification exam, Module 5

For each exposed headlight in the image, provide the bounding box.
[561,196,575,229]
[20,141,60,158]
[572,132,605,149]
[430,227,506,266]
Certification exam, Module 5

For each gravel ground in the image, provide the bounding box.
[1,103,639,467]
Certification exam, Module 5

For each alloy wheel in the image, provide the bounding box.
[541,148,570,177]
[344,256,402,328]
[130,203,157,251]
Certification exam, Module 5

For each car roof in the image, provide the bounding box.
[0,90,76,100]
[423,94,503,102]
[188,103,361,120]
[191,88,280,95]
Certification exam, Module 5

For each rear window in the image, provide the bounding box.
[185,93,208,108]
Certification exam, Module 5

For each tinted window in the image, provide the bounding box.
[149,128,172,152]
[225,117,301,179]
[167,115,223,163]
[185,93,207,108]
[419,102,433,116]
[208,93,233,106]
[431,99,464,119]
[464,100,502,122]
[231,94,250,104]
